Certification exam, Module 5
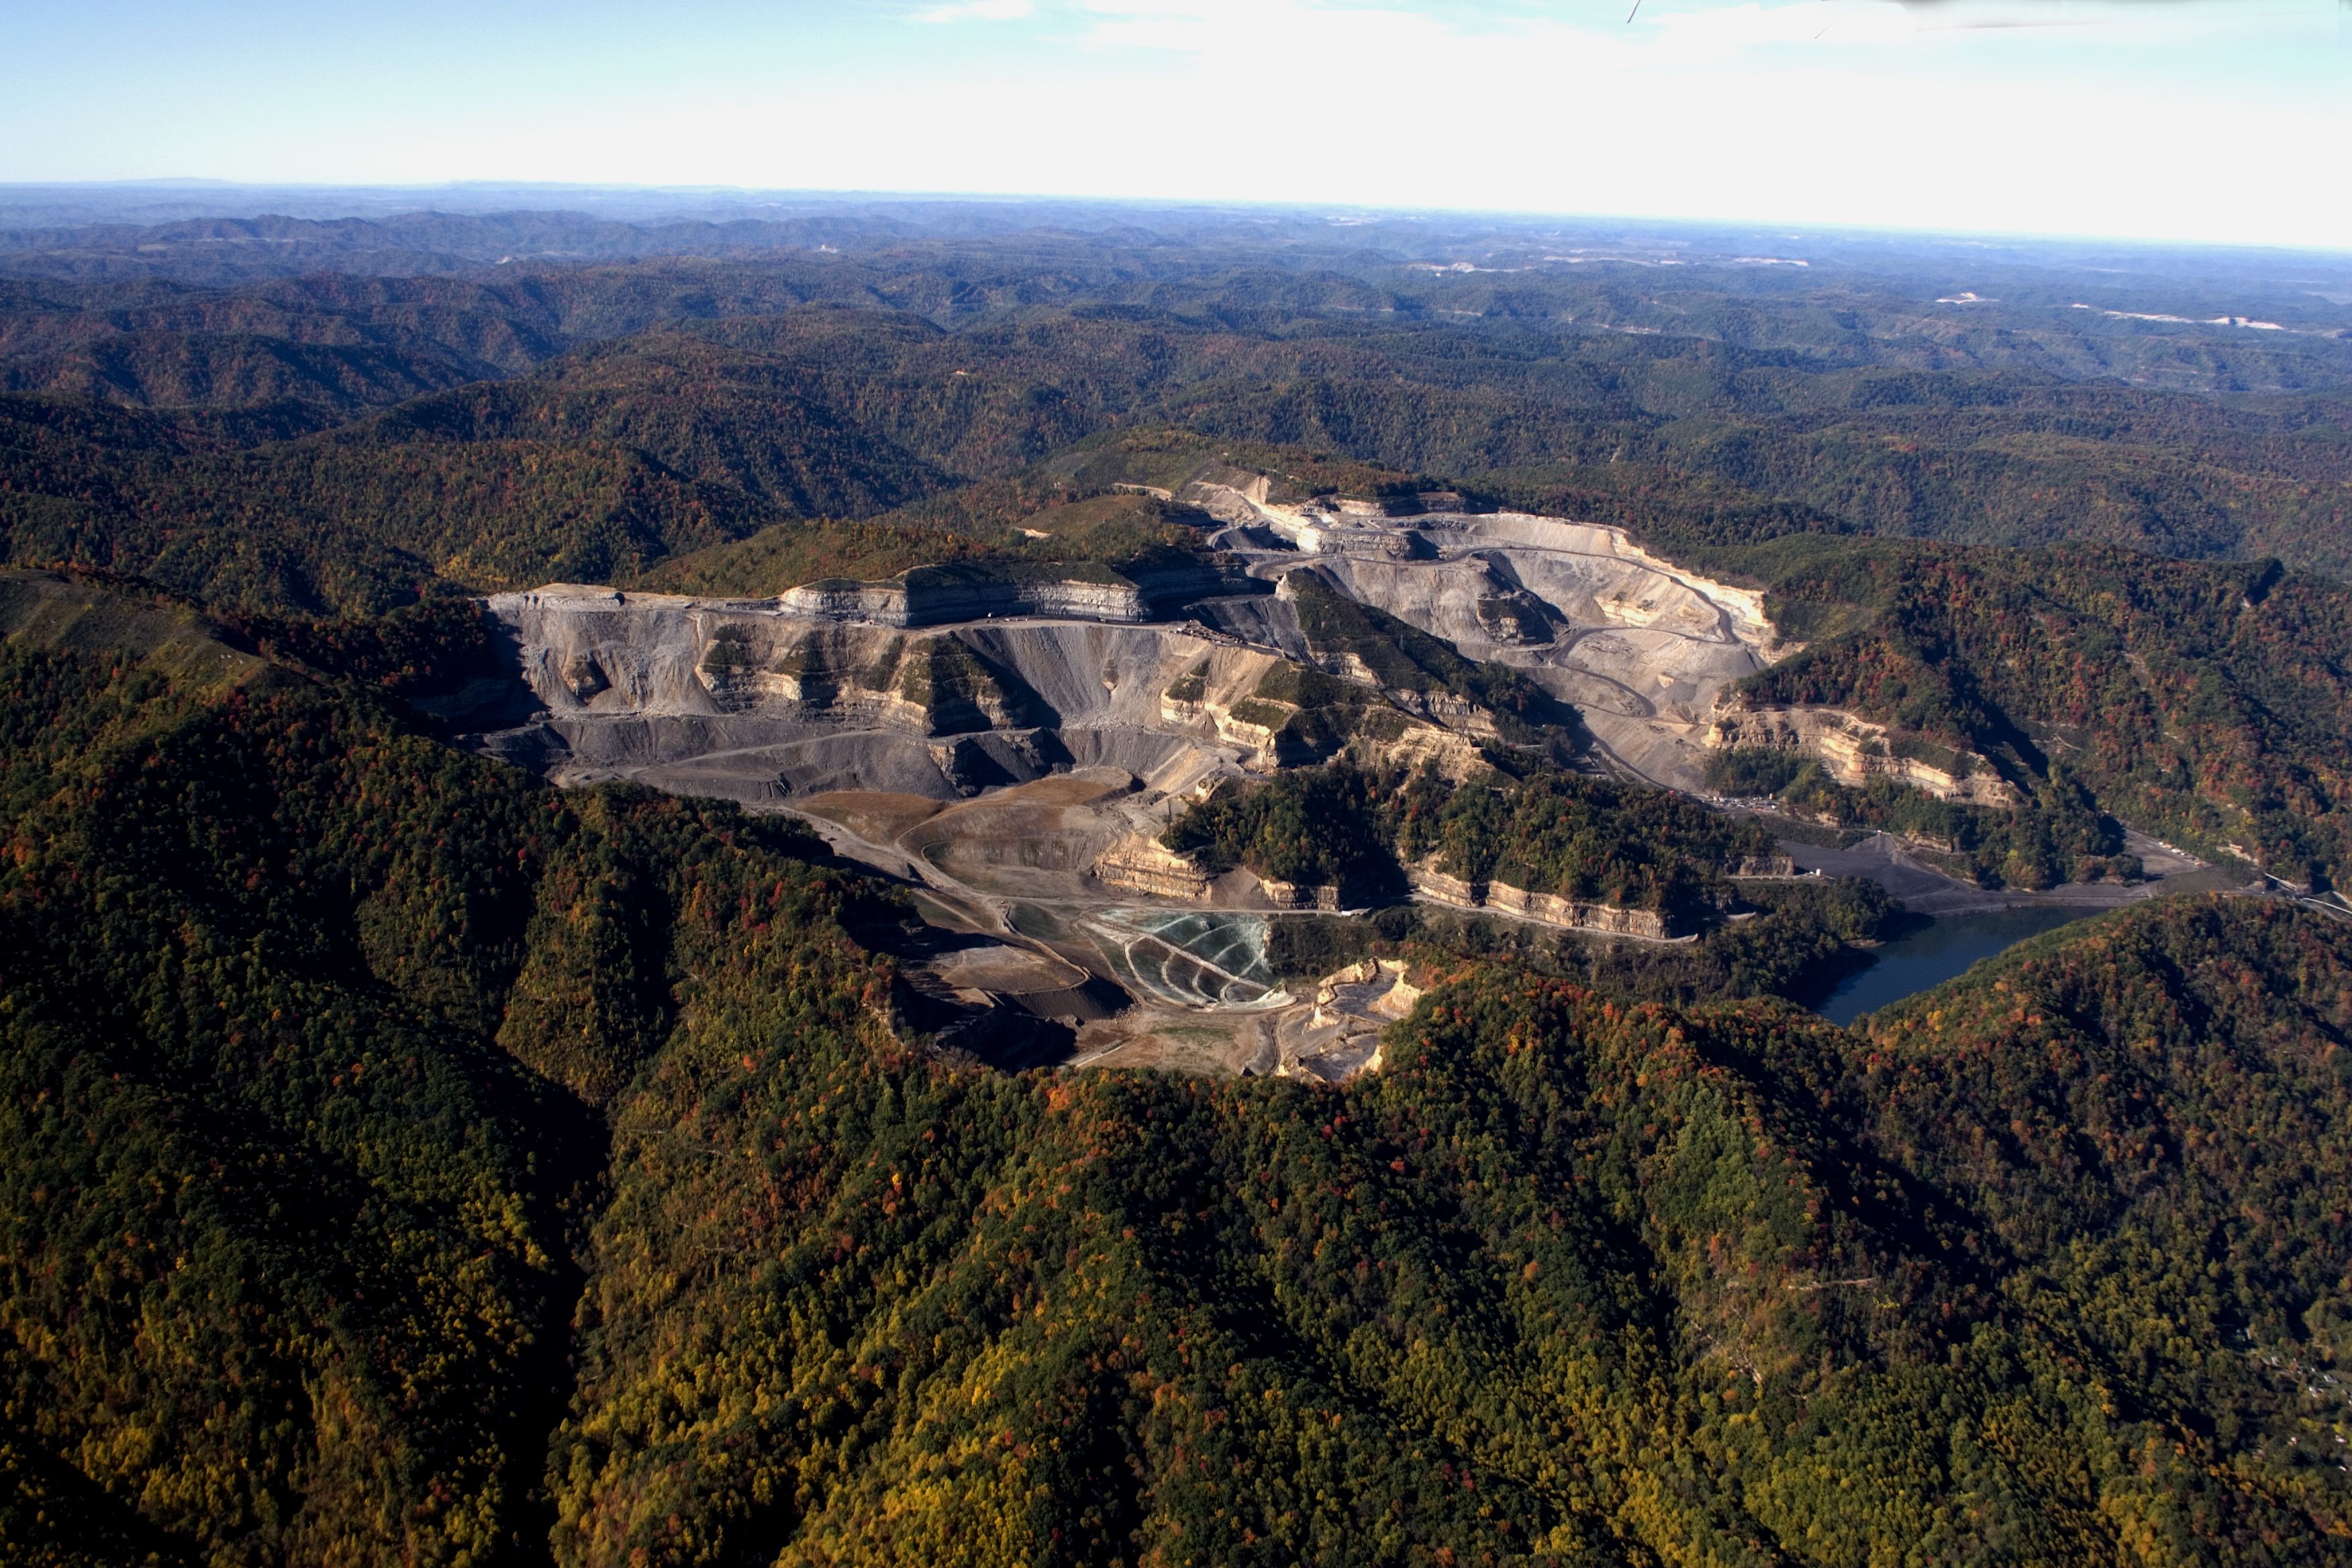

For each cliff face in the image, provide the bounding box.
[466,485,1804,825]
[485,583,1508,803]
[1091,833,1212,899]
[475,585,1303,802]
[1255,876,1345,911]
[774,559,1259,628]
[1230,509,1787,791]
[1275,958,1423,1083]
[779,572,1149,627]
[1410,858,1675,939]
[491,586,1234,730]
[1351,719,1484,783]
[1706,705,2021,807]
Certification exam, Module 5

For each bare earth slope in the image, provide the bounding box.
[1220,498,1786,787]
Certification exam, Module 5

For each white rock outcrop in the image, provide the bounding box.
[1705,705,2020,807]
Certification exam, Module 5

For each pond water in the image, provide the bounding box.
[1819,905,2098,1026]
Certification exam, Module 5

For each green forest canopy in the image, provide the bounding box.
[5,573,2351,1565]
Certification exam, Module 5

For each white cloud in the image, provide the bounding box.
[1638,1,1918,56]
[1064,0,2316,69]
[913,0,1034,21]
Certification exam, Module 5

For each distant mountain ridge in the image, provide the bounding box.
[3,213,2347,598]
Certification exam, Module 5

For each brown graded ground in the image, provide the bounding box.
[1068,1011,1277,1076]
[797,775,1305,1077]
[796,790,946,844]
[897,770,1146,901]
[924,943,1088,995]
[934,769,1134,812]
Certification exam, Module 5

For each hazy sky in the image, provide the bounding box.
[5,0,2345,247]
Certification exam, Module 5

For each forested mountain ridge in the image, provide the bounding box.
[0,572,901,1565]
[4,213,2351,604]
[0,391,782,613]
[4,569,2352,1565]
[1712,536,2352,889]
[334,335,959,516]
[11,305,2351,614]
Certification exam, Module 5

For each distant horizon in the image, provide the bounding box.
[7,178,2351,262]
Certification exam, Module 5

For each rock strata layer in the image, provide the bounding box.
[1411,861,1673,938]
[1706,705,2020,807]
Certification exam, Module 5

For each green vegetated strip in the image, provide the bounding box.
[1703,745,2143,891]
[1165,761,1773,925]
[1178,752,1918,1010]
[644,484,1234,611]
[1282,571,1569,738]
[1162,765,1411,902]
[5,575,2352,1565]
[1260,875,1902,1012]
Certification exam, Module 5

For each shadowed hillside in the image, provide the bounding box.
[3,571,2351,1564]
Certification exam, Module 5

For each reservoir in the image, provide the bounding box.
[1820,905,2098,1026]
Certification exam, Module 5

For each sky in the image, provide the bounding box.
[3,0,2347,248]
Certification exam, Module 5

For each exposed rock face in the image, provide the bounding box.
[1200,505,1790,789]
[478,583,1498,807]
[775,581,910,622]
[780,571,1150,628]
[1175,470,1273,526]
[1201,697,1375,769]
[479,585,1275,802]
[1276,959,1423,1083]
[1412,865,1483,908]
[1353,721,1484,783]
[1487,883,1670,938]
[1091,833,1211,900]
[558,650,610,699]
[1727,854,1800,879]
[1410,859,1673,938]
[1473,579,1557,646]
[1254,876,1344,912]
[1159,659,1210,726]
[1383,687,1497,735]
[1705,705,2021,807]
[471,491,1817,831]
